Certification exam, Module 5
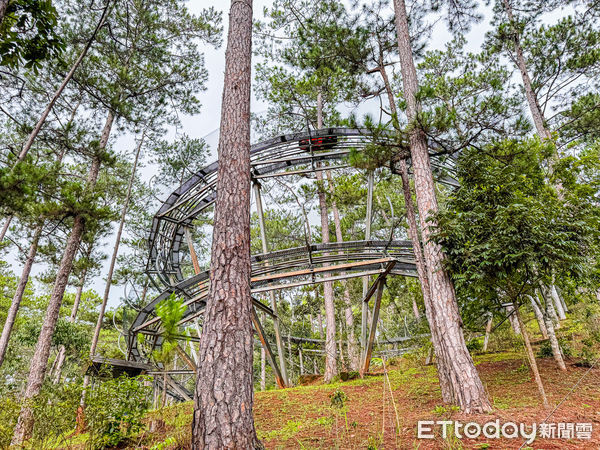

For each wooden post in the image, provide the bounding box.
[253,182,289,387]
[361,171,374,360]
[251,307,286,389]
[361,278,385,375]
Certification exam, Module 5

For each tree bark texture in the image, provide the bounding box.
[380,53,454,398]
[501,0,551,139]
[538,289,567,371]
[191,1,258,448]
[393,0,491,413]
[0,225,42,368]
[12,111,113,446]
[483,314,493,352]
[0,215,12,241]
[528,295,548,339]
[53,278,86,383]
[325,170,359,370]
[513,303,550,408]
[315,91,337,383]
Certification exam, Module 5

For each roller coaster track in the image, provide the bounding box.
[127,128,457,372]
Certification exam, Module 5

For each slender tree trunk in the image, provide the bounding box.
[317,308,324,338]
[325,170,359,370]
[393,0,491,413]
[287,334,293,380]
[554,285,568,312]
[501,0,551,139]
[12,112,113,446]
[0,216,12,241]
[260,346,266,391]
[315,91,337,383]
[550,285,566,320]
[162,372,168,408]
[505,303,521,335]
[13,2,112,165]
[539,289,560,327]
[0,225,42,367]
[379,59,451,393]
[192,1,258,447]
[411,297,420,320]
[53,277,86,384]
[299,348,304,375]
[80,130,144,405]
[483,314,493,352]
[0,0,9,27]
[538,288,567,371]
[528,295,548,339]
[513,302,550,408]
[338,321,345,370]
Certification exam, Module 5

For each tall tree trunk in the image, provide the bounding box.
[191,1,258,447]
[483,313,493,352]
[505,303,521,335]
[11,112,113,446]
[539,288,560,327]
[550,285,566,320]
[80,131,145,400]
[325,170,359,370]
[501,0,550,139]
[317,307,324,338]
[315,91,337,383]
[13,1,112,165]
[528,295,548,339]
[260,346,266,391]
[162,372,168,408]
[378,59,451,393]
[513,302,550,408]
[0,225,42,367]
[393,0,491,413]
[0,216,12,241]
[53,272,87,384]
[0,0,9,27]
[538,288,567,371]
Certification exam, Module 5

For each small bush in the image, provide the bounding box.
[466,338,483,353]
[86,375,152,449]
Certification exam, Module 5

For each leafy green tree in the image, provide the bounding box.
[0,0,63,71]
[433,137,599,406]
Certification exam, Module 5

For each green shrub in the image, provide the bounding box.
[86,375,152,449]
[466,338,483,353]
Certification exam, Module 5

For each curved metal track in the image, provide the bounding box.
[128,128,456,363]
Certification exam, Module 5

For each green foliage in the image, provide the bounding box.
[537,338,572,358]
[433,137,599,313]
[466,338,483,353]
[0,0,63,71]
[86,375,152,449]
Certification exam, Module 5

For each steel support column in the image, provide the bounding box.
[361,277,385,375]
[251,307,286,389]
[253,182,289,387]
[361,171,374,359]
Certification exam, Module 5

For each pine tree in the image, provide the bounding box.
[192,0,259,447]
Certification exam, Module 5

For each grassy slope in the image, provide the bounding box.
[128,348,600,450]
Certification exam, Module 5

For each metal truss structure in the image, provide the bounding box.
[126,127,456,394]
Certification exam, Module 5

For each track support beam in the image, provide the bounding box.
[251,307,286,389]
[253,182,289,387]
[361,170,374,360]
[361,277,385,376]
